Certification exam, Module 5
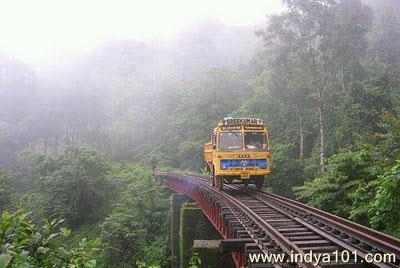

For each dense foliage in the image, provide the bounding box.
[17,147,112,226]
[0,148,170,267]
[295,114,400,236]
[0,170,17,211]
[0,211,98,268]
[99,164,169,267]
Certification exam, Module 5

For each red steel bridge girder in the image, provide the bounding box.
[166,177,246,267]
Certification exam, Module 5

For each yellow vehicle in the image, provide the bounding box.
[204,118,271,190]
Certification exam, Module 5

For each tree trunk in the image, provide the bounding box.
[74,129,78,145]
[71,128,76,145]
[318,99,325,171]
[44,137,47,155]
[55,137,58,157]
[65,126,70,146]
[65,126,71,157]
[299,112,304,161]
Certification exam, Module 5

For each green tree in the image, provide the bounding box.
[369,161,400,236]
[295,114,400,234]
[368,3,400,69]
[294,148,379,220]
[18,147,112,226]
[165,67,250,170]
[257,0,372,171]
[0,170,17,211]
[336,74,394,148]
[100,164,169,268]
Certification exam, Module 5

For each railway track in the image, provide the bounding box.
[156,171,400,268]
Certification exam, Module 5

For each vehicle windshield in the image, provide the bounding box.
[244,132,268,150]
[219,132,242,150]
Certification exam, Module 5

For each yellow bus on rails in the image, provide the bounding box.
[204,117,271,191]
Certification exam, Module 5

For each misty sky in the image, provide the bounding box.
[0,0,282,65]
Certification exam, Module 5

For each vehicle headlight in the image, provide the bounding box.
[258,159,267,169]
[220,160,229,170]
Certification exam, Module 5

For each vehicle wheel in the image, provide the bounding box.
[255,176,265,191]
[211,167,215,187]
[216,176,223,191]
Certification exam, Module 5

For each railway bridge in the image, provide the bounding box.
[156,171,400,268]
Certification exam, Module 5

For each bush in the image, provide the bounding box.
[294,149,379,221]
[99,164,169,267]
[369,161,400,237]
[0,211,99,268]
[0,170,18,211]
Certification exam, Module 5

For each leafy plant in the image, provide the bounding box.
[0,211,99,268]
[188,253,201,268]
[99,164,169,267]
[0,170,17,211]
[369,161,400,236]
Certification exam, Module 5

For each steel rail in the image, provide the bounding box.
[173,172,286,267]
[233,185,400,262]
[230,186,398,268]
[197,183,285,267]
[186,172,400,260]
[262,191,400,257]
[188,173,400,266]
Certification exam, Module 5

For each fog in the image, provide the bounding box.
[0,0,282,65]
[0,0,286,168]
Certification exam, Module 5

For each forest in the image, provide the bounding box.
[0,0,400,267]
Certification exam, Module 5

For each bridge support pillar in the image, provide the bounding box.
[169,194,235,267]
[170,193,189,268]
[192,240,234,268]
[179,203,221,268]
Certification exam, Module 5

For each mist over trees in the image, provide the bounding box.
[1,0,400,266]
[0,20,260,168]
